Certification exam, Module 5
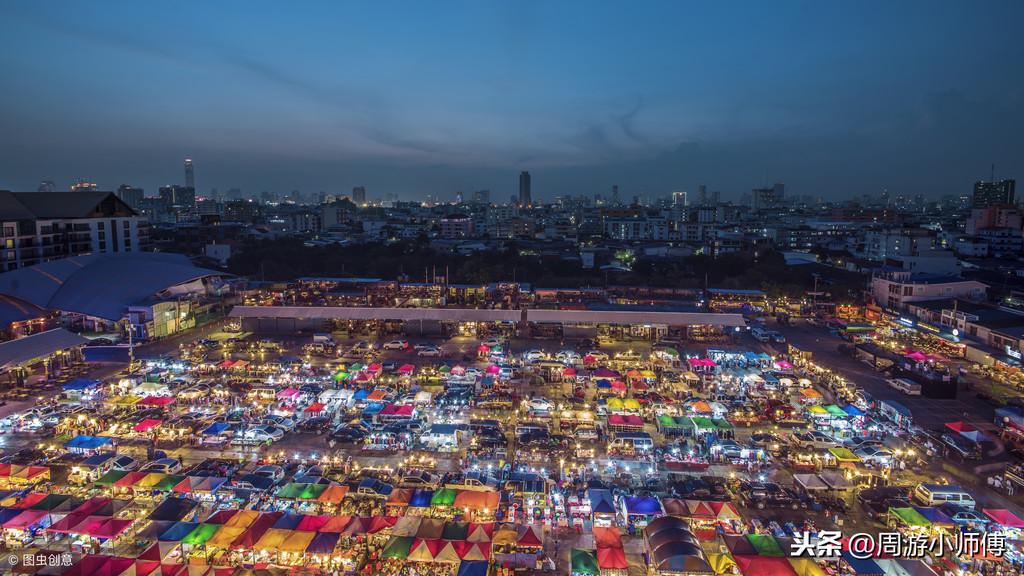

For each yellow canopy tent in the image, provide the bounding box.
[707,553,737,575]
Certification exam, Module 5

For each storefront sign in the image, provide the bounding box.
[897,317,916,328]
[1007,345,1022,361]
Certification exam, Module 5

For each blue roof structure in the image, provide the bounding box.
[0,253,227,321]
[64,435,113,450]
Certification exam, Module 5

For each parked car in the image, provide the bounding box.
[252,464,285,484]
[740,482,805,510]
[854,445,894,466]
[356,478,394,497]
[480,338,503,348]
[110,455,139,472]
[585,351,609,361]
[330,424,368,443]
[383,340,410,351]
[417,346,442,357]
[264,415,296,432]
[791,430,839,450]
[141,458,182,474]
[243,425,285,443]
[398,470,439,488]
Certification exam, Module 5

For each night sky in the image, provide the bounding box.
[2,1,1022,201]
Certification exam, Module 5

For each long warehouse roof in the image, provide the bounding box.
[229,306,746,326]
[229,306,523,322]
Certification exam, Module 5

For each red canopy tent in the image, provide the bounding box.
[138,396,175,406]
[733,555,798,576]
[596,546,629,570]
[304,402,326,414]
[133,419,162,433]
[983,508,1024,528]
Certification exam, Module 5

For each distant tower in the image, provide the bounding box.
[184,159,195,189]
[611,185,620,206]
[518,171,532,206]
[672,191,687,206]
[352,186,366,204]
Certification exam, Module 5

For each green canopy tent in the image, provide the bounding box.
[95,469,129,486]
[712,419,733,430]
[824,405,848,418]
[382,536,414,559]
[154,475,187,491]
[431,487,457,507]
[182,523,221,546]
[746,533,785,557]
[890,507,931,528]
[30,494,73,512]
[571,548,600,576]
[276,483,308,499]
[299,483,328,500]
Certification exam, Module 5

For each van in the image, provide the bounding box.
[751,326,771,343]
[913,483,976,509]
[887,378,922,396]
[607,432,655,453]
[515,422,549,437]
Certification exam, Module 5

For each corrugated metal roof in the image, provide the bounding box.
[0,253,227,321]
[229,305,746,327]
[0,328,88,369]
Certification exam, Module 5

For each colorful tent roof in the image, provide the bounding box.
[306,531,341,555]
[982,508,1024,528]
[571,549,599,575]
[181,523,221,546]
[890,507,930,528]
[733,555,799,576]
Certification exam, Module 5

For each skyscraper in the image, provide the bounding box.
[518,171,531,206]
[116,184,144,209]
[352,186,366,204]
[184,158,195,189]
[972,179,1016,209]
[672,191,687,206]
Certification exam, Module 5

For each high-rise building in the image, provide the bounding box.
[352,186,366,204]
[751,182,785,211]
[672,191,687,206]
[116,185,144,209]
[159,185,197,212]
[518,171,532,206]
[972,179,1016,209]
[184,158,195,189]
[471,190,491,205]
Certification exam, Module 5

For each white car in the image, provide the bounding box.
[417,346,442,357]
[527,398,554,413]
[109,455,139,472]
[141,458,182,474]
[245,425,285,443]
[264,415,296,432]
[383,340,409,351]
[480,338,503,348]
[252,464,285,483]
[498,366,515,380]
[524,350,546,363]
[586,350,609,361]
[555,350,581,365]
[464,367,483,378]
[854,446,894,465]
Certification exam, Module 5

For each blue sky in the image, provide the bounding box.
[1,1,1022,201]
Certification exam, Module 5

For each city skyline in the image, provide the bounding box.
[2,1,1023,200]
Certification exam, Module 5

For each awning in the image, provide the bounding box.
[0,328,88,370]
[890,507,930,528]
[982,508,1024,528]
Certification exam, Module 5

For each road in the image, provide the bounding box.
[766,320,999,431]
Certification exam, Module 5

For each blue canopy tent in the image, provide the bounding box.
[352,389,370,401]
[409,489,434,508]
[149,498,198,522]
[306,532,341,554]
[272,511,304,530]
[842,551,884,575]
[622,495,663,516]
[63,378,101,391]
[159,521,199,542]
[202,422,230,436]
[457,561,489,576]
[595,379,611,389]
[843,405,865,417]
[588,489,616,515]
[743,352,760,363]
[64,435,113,453]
